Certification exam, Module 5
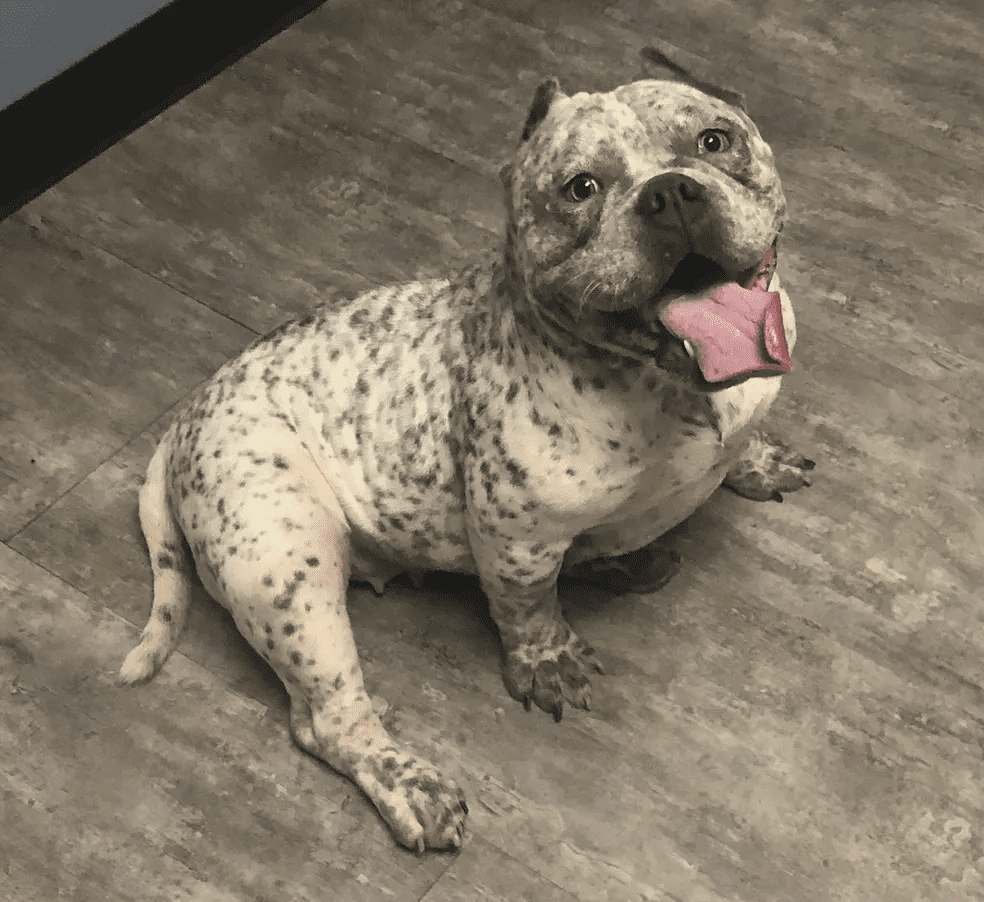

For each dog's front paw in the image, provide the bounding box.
[502,630,605,722]
[364,757,469,853]
[724,431,815,502]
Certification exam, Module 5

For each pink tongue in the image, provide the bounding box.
[659,282,791,383]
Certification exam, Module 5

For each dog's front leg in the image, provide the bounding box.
[469,528,604,721]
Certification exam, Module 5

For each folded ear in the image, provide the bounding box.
[639,47,747,112]
[521,78,563,141]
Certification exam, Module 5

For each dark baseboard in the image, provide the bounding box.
[1,0,327,221]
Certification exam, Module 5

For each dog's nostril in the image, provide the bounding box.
[679,181,701,202]
[650,193,667,214]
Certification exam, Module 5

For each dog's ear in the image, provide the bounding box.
[521,78,562,142]
[639,47,747,112]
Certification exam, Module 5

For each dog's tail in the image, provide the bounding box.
[119,434,193,685]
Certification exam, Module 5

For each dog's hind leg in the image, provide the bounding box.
[186,463,468,853]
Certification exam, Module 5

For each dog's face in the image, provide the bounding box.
[502,77,787,320]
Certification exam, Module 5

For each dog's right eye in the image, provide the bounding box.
[564,173,602,203]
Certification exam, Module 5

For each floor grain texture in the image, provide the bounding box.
[2,1,983,900]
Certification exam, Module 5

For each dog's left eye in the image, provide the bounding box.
[697,129,731,153]
[564,173,602,202]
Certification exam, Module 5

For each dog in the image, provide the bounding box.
[119,48,813,852]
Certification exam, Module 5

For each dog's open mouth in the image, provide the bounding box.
[657,253,734,300]
[652,245,792,384]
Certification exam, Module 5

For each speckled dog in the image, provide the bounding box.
[120,49,813,852]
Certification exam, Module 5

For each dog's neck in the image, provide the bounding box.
[496,240,689,379]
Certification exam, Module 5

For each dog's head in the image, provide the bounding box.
[501,50,787,340]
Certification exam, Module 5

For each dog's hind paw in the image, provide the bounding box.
[563,543,682,595]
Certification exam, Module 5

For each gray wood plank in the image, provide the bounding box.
[3,0,983,899]
[0,214,255,539]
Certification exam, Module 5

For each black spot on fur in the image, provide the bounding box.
[306,556,320,567]
[291,651,302,666]
[505,458,528,487]
[156,552,174,570]
[273,571,305,610]
[262,575,274,587]
[267,638,275,650]
[608,439,621,450]
[273,455,289,470]
[282,623,296,636]
[160,607,172,623]
[505,382,519,403]
[355,375,369,395]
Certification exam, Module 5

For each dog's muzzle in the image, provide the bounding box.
[656,241,791,384]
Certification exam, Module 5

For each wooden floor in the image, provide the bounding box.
[3,2,983,899]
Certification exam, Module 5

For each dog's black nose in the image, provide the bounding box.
[638,174,706,227]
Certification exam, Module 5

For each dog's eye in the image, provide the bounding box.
[564,173,602,202]
[697,129,731,153]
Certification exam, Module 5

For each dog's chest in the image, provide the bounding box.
[490,356,766,530]
[492,366,725,533]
